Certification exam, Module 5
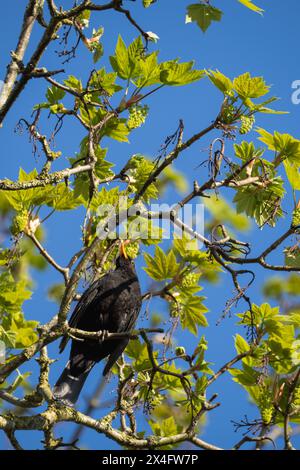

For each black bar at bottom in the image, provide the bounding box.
[0,449,298,465]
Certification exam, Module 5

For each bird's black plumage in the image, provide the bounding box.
[53,249,142,406]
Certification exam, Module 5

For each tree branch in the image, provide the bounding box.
[25,230,70,283]
[0,164,94,191]
[0,0,45,123]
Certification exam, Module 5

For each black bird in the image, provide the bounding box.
[53,242,142,406]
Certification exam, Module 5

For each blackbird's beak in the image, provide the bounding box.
[120,241,129,259]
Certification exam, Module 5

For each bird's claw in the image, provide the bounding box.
[99,329,109,342]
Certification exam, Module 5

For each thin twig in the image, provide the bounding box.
[26,230,69,283]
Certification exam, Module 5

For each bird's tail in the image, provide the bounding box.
[53,357,95,407]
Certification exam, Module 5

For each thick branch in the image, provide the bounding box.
[0,406,222,450]
[0,0,45,120]
[0,164,93,191]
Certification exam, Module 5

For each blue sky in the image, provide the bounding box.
[0,0,300,450]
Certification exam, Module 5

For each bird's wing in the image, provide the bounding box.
[121,303,141,332]
[118,283,142,333]
[103,293,141,375]
[59,277,105,353]
[68,280,101,328]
